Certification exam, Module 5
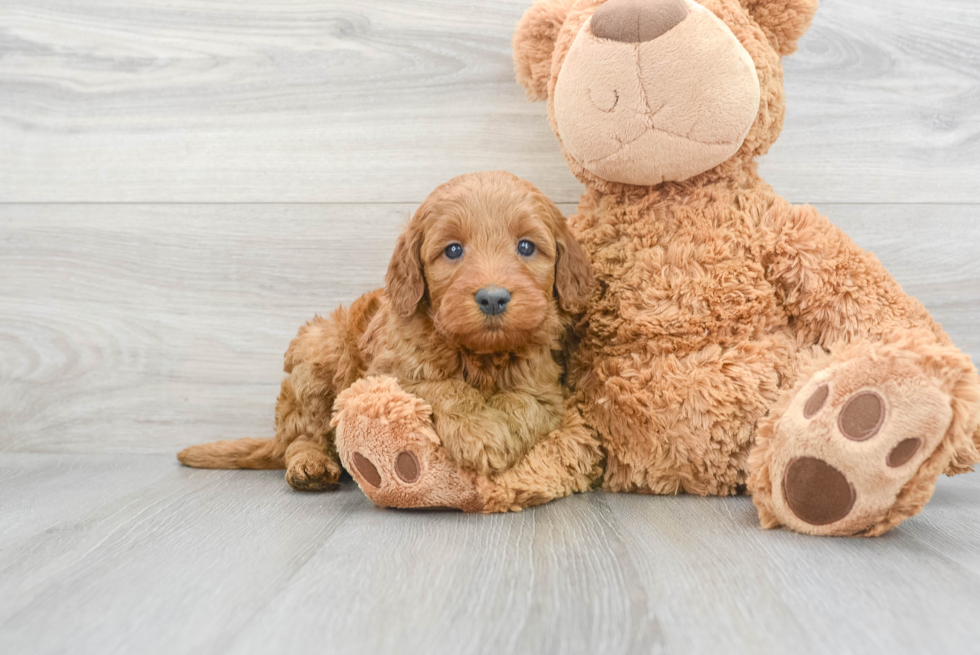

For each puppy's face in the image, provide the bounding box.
[422,186,558,353]
[386,171,593,354]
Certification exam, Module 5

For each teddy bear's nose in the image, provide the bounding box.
[591,0,690,43]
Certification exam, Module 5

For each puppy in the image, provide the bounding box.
[178,171,593,492]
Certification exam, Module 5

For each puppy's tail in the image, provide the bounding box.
[177,438,284,470]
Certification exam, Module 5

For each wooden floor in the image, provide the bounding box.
[1,1,979,653]
[1,455,979,655]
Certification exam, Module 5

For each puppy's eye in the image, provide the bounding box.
[444,243,464,260]
[517,239,536,257]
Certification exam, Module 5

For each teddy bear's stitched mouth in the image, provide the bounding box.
[582,124,739,166]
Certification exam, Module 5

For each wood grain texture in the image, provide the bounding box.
[1,202,977,454]
[1,453,979,655]
[0,0,978,204]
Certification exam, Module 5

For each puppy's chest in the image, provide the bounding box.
[575,204,786,351]
[458,354,555,396]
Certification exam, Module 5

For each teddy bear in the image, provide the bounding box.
[332,0,980,537]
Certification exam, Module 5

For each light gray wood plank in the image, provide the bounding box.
[0,452,177,545]
[0,454,645,655]
[1,0,978,204]
[0,454,367,655]
[229,493,652,655]
[602,471,980,655]
[902,472,980,579]
[1,453,978,655]
[763,0,980,204]
[1,202,977,454]
[0,0,578,204]
[0,203,408,454]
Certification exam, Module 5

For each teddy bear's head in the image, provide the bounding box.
[514,0,817,190]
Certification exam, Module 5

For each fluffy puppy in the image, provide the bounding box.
[178,171,594,491]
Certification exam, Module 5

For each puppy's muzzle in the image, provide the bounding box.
[475,287,511,316]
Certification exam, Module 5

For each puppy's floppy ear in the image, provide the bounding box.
[545,201,594,314]
[385,220,426,318]
[513,0,575,101]
[741,0,818,56]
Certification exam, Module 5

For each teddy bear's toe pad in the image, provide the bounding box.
[338,415,483,511]
[782,457,855,525]
[770,357,953,535]
[332,377,484,512]
[350,448,420,487]
[351,451,382,487]
[394,451,420,483]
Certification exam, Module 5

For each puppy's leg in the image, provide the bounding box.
[480,396,604,512]
[275,341,351,492]
[177,361,339,487]
[401,379,564,475]
[264,363,343,491]
[278,290,381,491]
[285,434,343,491]
[178,291,382,492]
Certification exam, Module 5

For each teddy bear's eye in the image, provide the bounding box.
[444,243,464,260]
[517,240,536,257]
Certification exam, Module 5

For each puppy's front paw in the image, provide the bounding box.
[332,377,485,511]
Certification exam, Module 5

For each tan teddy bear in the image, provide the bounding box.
[328,0,980,537]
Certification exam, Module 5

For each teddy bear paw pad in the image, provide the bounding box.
[338,415,483,511]
[770,357,953,535]
[349,449,420,488]
[332,377,484,512]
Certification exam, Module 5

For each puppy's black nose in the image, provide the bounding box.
[475,287,511,316]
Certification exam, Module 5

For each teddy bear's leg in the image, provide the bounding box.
[332,376,485,511]
[332,377,602,512]
[748,329,980,536]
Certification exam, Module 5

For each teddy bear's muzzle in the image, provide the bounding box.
[553,0,761,186]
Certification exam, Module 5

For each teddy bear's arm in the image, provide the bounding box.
[760,201,947,347]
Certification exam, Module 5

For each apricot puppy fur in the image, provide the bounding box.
[178,171,593,491]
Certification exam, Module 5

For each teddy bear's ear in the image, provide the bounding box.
[513,0,576,101]
[741,0,818,56]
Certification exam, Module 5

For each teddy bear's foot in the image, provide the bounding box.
[331,376,484,512]
[755,351,958,536]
